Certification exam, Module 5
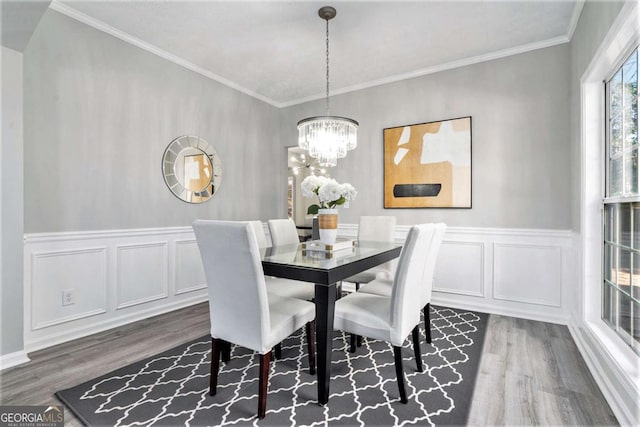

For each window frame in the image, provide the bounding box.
[603,44,640,355]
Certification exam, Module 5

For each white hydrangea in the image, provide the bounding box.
[318,179,342,204]
[340,183,357,201]
[300,175,328,198]
[300,174,357,210]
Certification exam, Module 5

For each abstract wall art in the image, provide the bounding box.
[384,116,472,208]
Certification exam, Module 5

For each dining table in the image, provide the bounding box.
[261,240,403,405]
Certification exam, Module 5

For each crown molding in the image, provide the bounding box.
[50,0,574,110]
[567,0,586,41]
[280,35,570,108]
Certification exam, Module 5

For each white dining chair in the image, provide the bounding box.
[267,218,300,246]
[333,224,437,404]
[344,216,397,290]
[248,220,269,249]
[358,223,446,344]
[193,220,316,419]
[259,219,315,302]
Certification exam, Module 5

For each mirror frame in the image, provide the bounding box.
[162,135,222,204]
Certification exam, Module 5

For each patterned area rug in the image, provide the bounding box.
[56,306,488,426]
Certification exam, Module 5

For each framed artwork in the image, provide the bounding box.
[384,116,472,208]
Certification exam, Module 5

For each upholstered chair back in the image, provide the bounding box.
[420,223,447,305]
[268,218,300,246]
[193,220,270,353]
[248,220,268,249]
[389,224,437,346]
[358,215,397,274]
[357,216,396,242]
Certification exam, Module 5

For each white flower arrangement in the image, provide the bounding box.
[301,175,357,214]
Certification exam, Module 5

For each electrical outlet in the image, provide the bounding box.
[62,289,74,306]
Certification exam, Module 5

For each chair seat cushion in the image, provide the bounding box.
[334,292,393,343]
[265,293,315,352]
[267,277,315,301]
[345,267,391,285]
[357,278,393,297]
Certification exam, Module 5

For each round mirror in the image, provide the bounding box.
[162,135,222,203]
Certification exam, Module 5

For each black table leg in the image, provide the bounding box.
[315,283,336,405]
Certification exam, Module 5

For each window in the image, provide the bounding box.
[604,46,639,353]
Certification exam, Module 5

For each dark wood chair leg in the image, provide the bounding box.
[210,338,221,396]
[393,346,408,404]
[258,351,271,419]
[274,343,282,360]
[424,303,432,344]
[349,334,357,353]
[411,326,423,372]
[221,340,231,363]
[306,321,316,375]
[354,282,360,291]
[357,335,363,347]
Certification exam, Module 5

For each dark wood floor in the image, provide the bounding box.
[0,303,617,426]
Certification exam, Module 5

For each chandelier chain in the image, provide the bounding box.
[325,16,330,115]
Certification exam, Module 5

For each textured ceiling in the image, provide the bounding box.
[52,0,582,107]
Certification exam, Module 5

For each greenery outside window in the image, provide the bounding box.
[604,46,639,354]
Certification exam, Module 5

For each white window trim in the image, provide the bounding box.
[580,1,640,425]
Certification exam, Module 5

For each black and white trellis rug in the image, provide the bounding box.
[56,306,488,426]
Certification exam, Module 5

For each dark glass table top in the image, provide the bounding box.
[261,241,402,285]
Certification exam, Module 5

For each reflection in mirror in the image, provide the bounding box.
[287,147,330,237]
[162,135,222,203]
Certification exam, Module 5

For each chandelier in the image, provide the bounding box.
[297,6,358,168]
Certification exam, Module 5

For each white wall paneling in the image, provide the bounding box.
[24,223,573,352]
[493,243,562,307]
[23,227,208,352]
[434,241,485,297]
[174,239,206,295]
[339,223,573,324]
[115,242,168,309]
[30,247,107,329]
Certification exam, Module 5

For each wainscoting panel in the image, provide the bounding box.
[493,243,562,307]
[175,239,206,295]
[30,247,107,330]
[23,228,208,352]
[24,224,573,352]
[434,241,484,297]
[115,242,169,310]
[337,224,573,324]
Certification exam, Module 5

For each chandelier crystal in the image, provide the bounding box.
[297,6,358,168]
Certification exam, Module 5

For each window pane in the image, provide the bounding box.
[624,150,639,195]
[618,290,633,339]
[633,203,640,249]
[604,243,614,282]
[619,248,631,289]
[622,50,638,150]
[610,156,623,196]
[610,70,623,156]
[632,252,640,300]
[633,300,640,345]
[619,203,632,246]
[604,204,616,243]
[603,283,616,325]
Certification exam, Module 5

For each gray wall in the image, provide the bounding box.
[569,0,626,231]
[280,44,571,229]
[23,10,283,233]
[1,46,25,356]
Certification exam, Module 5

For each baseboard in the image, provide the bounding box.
[568,320,639,426]
[25,294,207,353]
[0,350,30,371]
[431,294,570,325]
